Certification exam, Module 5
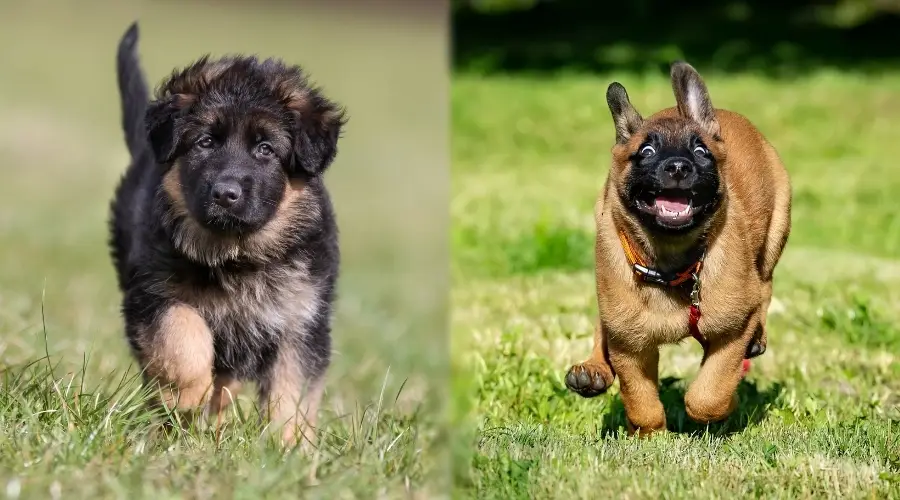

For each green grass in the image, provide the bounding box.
[0,358,423,499]
[452,70,900,498]
[0,3,445,499]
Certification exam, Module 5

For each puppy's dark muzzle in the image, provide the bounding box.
[211,179,243,209]
[658,157,697,189]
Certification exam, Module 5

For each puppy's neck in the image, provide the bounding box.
[642,231,708,273]
[616,216,711,274]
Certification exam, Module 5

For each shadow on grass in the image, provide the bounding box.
[601,376,784,437]
[454,0,900,77]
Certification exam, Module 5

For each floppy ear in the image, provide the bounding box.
[145,94,193,164]
[670,61,720,138]
[287,93,346,177]
[606,82,643,144]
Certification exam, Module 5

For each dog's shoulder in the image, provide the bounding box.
[714,109,789,239]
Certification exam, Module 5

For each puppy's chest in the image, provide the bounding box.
[603,277,752,346]
[169,265,320,338]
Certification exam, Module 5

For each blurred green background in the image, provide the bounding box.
[0,1,447,498]
[454,0,900,75]
[451,0,900,498]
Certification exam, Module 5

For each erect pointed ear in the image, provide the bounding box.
[145,93,195,164]
[670,61,720,138]
[606,82,643,144]
[285,91,347,177]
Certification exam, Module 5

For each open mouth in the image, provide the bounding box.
[636,190,696,228]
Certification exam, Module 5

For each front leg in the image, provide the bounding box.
[132,302,215,411]
[565,319,616,397]
[259,345,328,449]
[684,311,759,424]
[609,345,665,436]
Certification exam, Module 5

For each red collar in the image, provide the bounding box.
[616,230,705,288]
[617,230,751,378]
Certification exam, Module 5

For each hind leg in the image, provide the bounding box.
[752,176,791,358]
[565,319,616,397]
[206,373,242,431]
[747,280,773,358]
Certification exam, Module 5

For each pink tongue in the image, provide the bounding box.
[654,196,690,212]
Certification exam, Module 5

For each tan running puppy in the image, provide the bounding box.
[565,61,791,435]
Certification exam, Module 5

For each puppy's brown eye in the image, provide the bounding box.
[196,136,214,149]
[639,145,656,157]
[257,143,274,157]
[693,145,708,156]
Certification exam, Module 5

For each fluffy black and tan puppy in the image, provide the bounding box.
[565,61,791,435]
[109,22,345,446]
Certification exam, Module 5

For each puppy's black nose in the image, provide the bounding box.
[662,159,694,181]
[211,180,243,208]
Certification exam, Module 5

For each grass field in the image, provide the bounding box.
[451,70,900,498]
[0,4,446,499]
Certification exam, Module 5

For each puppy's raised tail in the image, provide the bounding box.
[116,21,150,157]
